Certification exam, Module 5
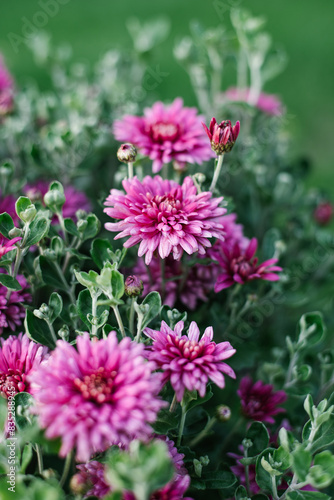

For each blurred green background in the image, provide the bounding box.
[0,0,333,192]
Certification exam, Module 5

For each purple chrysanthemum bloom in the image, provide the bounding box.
[225,87,283,116]
[0,274,31,335]
[29,332,165,461]
[124,436,193,500]
[0,333,49,398]
[202,118,240,155]
[72,461,111,499]
[238,376,287,424]
[23,181,91,222]
[0,190,18,225]
[133,255,217,310]
[213,237,282,292]
[113,98,214,173]
[144,320,236,402]
[0,235,21,259]
[104,175,226,265]
[0,55,14,115]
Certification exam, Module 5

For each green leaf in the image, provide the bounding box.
[20,443,33,473]
[64,217,80,237]
[49,292,63,324]
[77,289,109,330]
[234,485,248,500]
[91,238,114,269]
[0,212,15,239]
[306,451,334,488]
[185,385,214,412]
[246,421,270,457]
[302,414,334,453]
[14,392,34,430]
[111,269,125,300]
[286,492,330,500]
[0,274,22,291]
[273,446,291,471]
[298,312,325,348]
[25,309,56,348]
[80,213,101,241]
[38,256,67,290]
[191,469,237,490]
[255,448,277,494]
[152,409,179,434]
[140,291,162,330]
[291,445,312,482]
[25,215,51,247]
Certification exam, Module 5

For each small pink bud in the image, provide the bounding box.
[314,202,333,226]
[202,118,240,155]
[125,275,144,298]
[117,143,137,163]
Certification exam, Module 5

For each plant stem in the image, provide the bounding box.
[189,417,217,448]
[209,154,224,192]
[54,262,76,305]
[129,297,137,336]
[113,305,126,338]
[6,223,30,301]
[160,258,166,302]
[177,402,187,447]
[169,393,177,413]
[46,319,58,345]
[91,293,98,337]
[57,211,69,246]
[35,444,43,475]
[59,450,73,488]
[244,448,251,498]
[128,161,134,179]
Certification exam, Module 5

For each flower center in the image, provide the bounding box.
[0,369,26,398]
[231,257,253,279]
[172,336,206,360]
[150,122,179,142]
[73,367,117,404]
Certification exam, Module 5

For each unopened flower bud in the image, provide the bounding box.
[58,325,70,341]
[19,205,37,224]
[70,473,91,496]
[117,143,137,163]
[216,405,231,422]
[314,202,333,226]
[193,173,206,185]
[124,275,143,298]
[173,161,187,172]
[44,182,66,212]
[8,227,22,238]
[202,118,240,155]
[242,438,253,450]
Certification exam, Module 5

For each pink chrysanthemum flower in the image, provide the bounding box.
[0,274,31,335]
[124,436,193,500]
[72,461,111,499]
[144,320,236,401]
[104,176,226,265]
[0,235,21,259]
[133,255,216,310]
[213,237,282,292]
[225,87,283,116]
[29,332,165,461]
[113,98,214,173]
[202,118,240,155]
[0,333,49,398]
[238,376,287,424]
[0,55,14,115]
[24,181,91,222]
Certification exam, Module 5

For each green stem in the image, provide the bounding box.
[57,211,69,246]
[6,223,30,301]
[129,297,136,336]
[35,444,43,475]
[91,293,98,337]
[128,161,134,179]
[209,154,224,192]
[113,305,126,338]
[169,393,177,413]
[244,448,251,498]
[160,258,166,302]
[135,314,144,342]
[54,262,76,305]
[271,475,279,500]
[189,417,217,448]
[177,402,187,447]
[59,451,73,488]
[46,319,58,345]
